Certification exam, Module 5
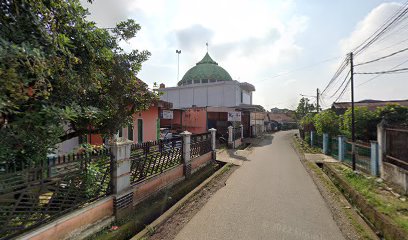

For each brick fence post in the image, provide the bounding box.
[180,131,192,178]
[370,141,379,176]
[228,126,233,148]
[109,138,133,218]
[240,124,244,139]
[323,133,329,155]
[338,135,346,162]
[209,128,217,160]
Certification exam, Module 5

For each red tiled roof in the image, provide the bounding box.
[267,113,296,123]
[332,99,408,111]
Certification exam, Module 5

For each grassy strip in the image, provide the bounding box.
[330,163,408,232]
[87,163,222,240]
[292,135,377,240]
[293,134,322,154]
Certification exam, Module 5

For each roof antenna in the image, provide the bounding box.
[206,42,208,53]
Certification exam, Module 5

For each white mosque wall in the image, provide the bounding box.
[159,81,252,109]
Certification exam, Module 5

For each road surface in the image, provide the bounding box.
[175,130,344,240]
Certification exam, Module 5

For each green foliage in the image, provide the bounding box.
[376,104,408,126]
[313,110,340,136]
[0,0,157,165]
[299,112,315,130]
[340,107,376,140]
[295,97,316,119]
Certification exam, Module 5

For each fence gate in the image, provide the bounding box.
[385,127,408,170]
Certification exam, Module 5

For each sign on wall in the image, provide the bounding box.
[161,110,173,119]
[228,111,242,122]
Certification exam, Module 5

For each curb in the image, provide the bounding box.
[130,162,234,240]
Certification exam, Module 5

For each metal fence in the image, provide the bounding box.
[130,137,183,184]
[385,127,408,170]
[315,134,323,149]
[233,127,241,141]
[191,133,212,159]
[0,149,112,239]
[329,137,339,159]
[344,141,371,174]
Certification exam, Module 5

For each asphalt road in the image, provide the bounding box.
[175,130,345,240]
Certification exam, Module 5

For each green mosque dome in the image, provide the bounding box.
[178,53,233,86]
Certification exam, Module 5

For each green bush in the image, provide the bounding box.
[313,110,340,136]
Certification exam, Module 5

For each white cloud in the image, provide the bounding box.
[334,2,408,102]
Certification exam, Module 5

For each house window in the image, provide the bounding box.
[202,79,208,83]
[186,80,192,85]
[118,128,123,138]
[210,79,216,83]
[241,90,243,103]
[194,80,201,84]
[128,124,133,141]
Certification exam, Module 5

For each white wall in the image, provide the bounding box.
[160,81,252,109]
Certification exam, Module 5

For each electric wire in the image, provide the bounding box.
[355,67,408,74]
[357,58,408,87]
[355,46,408,66]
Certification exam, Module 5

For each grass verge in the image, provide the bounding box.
[330,163,408,233]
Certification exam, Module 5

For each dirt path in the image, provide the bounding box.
[145,164,238,240]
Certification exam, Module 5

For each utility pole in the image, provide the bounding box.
[350,52,356,171]
[176,50,181,81]
[316,88,320,113]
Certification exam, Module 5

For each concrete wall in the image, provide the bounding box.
[382,162,408,194]
[191,152,212,173]
[159,81,252,109]
[19,197,113,240]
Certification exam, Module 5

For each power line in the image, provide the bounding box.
[354,1,408,56]
[355,46,408,66]
[357,58,408,87]
[321,56,349,95]
[334,79,351,103]
[329,70,350,98]
[258,55,341,82]
[355,67,408,74]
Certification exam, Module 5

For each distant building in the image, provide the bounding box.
[159,52,264,137]
[331,99,408,114]
[159,53,255,108]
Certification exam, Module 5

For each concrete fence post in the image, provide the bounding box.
[180,131,192,177]
[109,138,133,218]
[323,133,329,155]
[228,126,234,148]
[338,135,346,162]
[310,131,315,147]
[370,141,379,176]
[240,124,244,139]
[209,128,217,160]
[377,121,386,178]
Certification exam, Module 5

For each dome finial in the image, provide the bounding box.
[206,42,208,53]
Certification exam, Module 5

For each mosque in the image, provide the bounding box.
[159,52,265,137]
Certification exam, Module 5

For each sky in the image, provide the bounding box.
[81,0,408,110]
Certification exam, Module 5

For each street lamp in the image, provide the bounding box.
[176,50,181,81]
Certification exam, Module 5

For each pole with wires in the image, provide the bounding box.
[349,52,356,171]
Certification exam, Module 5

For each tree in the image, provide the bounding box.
[295,97,316,119]
[0,0,157,165]
[376,104,408,126]
[313,110,340,136]
[340,107,376,141]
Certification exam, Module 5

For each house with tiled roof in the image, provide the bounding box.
[332,99,408,114]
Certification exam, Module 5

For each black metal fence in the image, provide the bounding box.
[385,127,408,170]
[233,127,241,141]
[191,133,212,159]
[130,137,183,184]
[0,149,112,239]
